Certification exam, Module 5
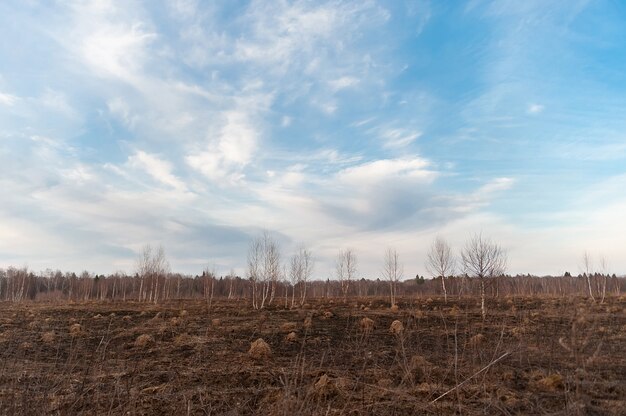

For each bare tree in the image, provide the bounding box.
[299,247,313,306]
[336,249,357,302]
[247,237,262,309]
[289,246,314,307]
[598,255,609,304]
[381,248,403,307]
[461,233,507,318]
[203,265,216,310]
[426,237,455,303]
[247,231,282,309]
[263,233,282,306]
[136,244,169,304]
[581,251,596,302]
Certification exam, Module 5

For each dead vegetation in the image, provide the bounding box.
[0,296,624,415]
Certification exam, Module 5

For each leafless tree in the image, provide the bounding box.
[136,244,169,304]
[581,251,596,302]
[336,249,357,302]
[598,255,609,303]
[247,231,282,309]
[461,233,507,318]
[226,269,236,299]
[289,246,314,307]
[426,237,455,303]
[247,237,262,309]
[381,247,403,307]
[203,265,216,310]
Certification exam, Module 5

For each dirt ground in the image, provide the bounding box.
[0,295,625,415]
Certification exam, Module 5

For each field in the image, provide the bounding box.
[1,296,625,415]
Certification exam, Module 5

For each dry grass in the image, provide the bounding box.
[360,317,375,332]
[249,338,271,359]
[135,334,155,348]
[69,323,83,337]
[469,333,484,347]
[0,296,624,415]
[279,322,297,332]
[40,331,55,344]
[284,332,298,343]
[389,319,404,335]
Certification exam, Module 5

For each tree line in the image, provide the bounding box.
[0,233,623,306]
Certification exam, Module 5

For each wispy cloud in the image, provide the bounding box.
[1,0,625,276]
[0,91,18,106]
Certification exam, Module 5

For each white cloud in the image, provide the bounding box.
[81,22,156,81]
[380,128,422,148]
[477,177,515,194]
[527,103,544,114]
[128,151,187,191]
[39,89,76,118]
[338,157,435,186]
[328,76,360,91]
[186,110,258,183]
[107,97,138,128]
[0,91,18,106]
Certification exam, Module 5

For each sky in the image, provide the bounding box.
[1,0,625,278]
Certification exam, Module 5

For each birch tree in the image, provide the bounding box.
[336,249,357,302]
[426,237,455,303]
[247,231,281,309]
[289,246,314,307]
[461,233,506,318]
[381,247,403,307]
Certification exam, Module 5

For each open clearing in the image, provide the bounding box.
[1,296,625,415]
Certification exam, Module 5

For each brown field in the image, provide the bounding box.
[0,296,625,415]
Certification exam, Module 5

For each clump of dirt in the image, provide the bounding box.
[41,331,55,344]
[389,320,404,335]
[469,333,484,347]
[412,309,425,319]
[179,310,188,317]
[135,334,155,348]
[536,373,564,392]
[322,311,334,319]
[360,317,375,332]
[211,318,221,327]
[400,355,429,385]
[313,374,337,397]
[249,338,271,359]
[69,323,83,337]
[285,332,297,343]
[280,322,297,332]
[303,316,313,329]
[122,315,132,322]
[390,304,399,313]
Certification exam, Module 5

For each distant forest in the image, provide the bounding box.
[1,266,623,303]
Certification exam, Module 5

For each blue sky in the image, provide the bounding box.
[1,0,625,277]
